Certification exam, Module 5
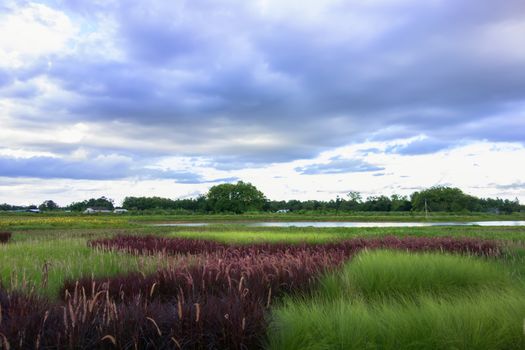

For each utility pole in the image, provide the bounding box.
[424,199,428,219]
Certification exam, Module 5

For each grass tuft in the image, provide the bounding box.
[320,250,510,300]
[268,250,525,350]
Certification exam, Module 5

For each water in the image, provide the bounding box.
[153,223,209,227]
[251,221,525,228]
[152,221,525,228]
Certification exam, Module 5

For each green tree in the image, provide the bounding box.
[68,196,114,211]
[345,191,363,211]
[38,200,59,211]
[390,194,412,211]
[207,181,266,213]
[362,195,392,211]
[411,186,477,212]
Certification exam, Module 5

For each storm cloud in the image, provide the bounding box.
[1,0,525,203]
[2,1,524,161]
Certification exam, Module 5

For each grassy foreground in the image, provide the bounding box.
[0,237,176,298]
[1,214,525,348]
[268,250,525,350]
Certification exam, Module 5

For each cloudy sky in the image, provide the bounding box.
[1,0,525,206]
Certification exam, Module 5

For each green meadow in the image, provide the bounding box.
[1,213,525,348]
[268,251,525,350]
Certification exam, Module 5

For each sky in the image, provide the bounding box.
[1,0,525,206]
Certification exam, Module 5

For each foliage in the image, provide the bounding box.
[38,200,59,211]
[5,183,522,214]
[0,203,26,211]
[411,186,523,213]
[117,187,522,213]
[207,181,266,213]
[122,195,208,211]
[411,186,478,212]
[67,196,115,211]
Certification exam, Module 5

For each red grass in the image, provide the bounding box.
[0,232,11,244]
[89,234,501,257]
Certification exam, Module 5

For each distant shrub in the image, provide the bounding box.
[0,232,12,243]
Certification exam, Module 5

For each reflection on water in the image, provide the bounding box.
[154,223,209,227]
[152,221,525,228]
[251,221,525,228]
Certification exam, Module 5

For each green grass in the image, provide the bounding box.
[269,290,525,350]
[320,250,511,300]
[268,250,525,350]
[167,224,525,242]
[168,230,343,243]
[0,238,172,298]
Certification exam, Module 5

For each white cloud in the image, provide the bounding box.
[0,3,77,68]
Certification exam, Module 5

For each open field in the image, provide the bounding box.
[1,213,525,349]
[2,211,525,230]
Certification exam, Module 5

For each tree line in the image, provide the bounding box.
[0,182,522,214]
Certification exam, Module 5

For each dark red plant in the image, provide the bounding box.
[89,235,501,258]
[0,232,12,244]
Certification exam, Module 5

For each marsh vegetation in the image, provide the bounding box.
[0,214,524,349]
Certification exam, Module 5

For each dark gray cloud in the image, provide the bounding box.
[296,157,384,175]
[0,155,131,180]
[2,0,525,171]
[0,155,229,183]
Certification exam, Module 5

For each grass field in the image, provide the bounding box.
[268,251,525,350]
[0,213,524,348]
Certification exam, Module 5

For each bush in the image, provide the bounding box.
[0,232,12,243]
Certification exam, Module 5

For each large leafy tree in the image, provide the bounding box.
[411,186,477,212]
[207,181,266,213]
[38,200,59,211]
[68,196,114,211]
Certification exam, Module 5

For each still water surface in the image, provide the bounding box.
[153,221,525,228]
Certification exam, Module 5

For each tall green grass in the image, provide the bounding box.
[269,290,525,350]
[169,230,341,243]
[268,250,525,350]
[0,238,172,298]
[320,250,511,300]
[168,225,525,242]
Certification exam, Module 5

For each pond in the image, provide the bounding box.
[152,221,525,228]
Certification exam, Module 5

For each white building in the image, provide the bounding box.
[83,207,112,214]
